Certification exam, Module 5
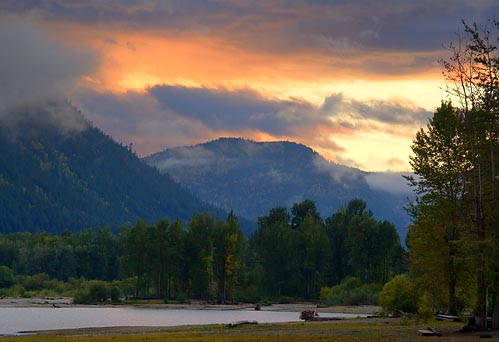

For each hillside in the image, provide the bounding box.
[0,102,221,234]
[145,138,412,240]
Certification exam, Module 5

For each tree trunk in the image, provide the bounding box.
[475,271,487,331]
[448,237,458,316]
[493,279,499,330]
[493,306,499,330]
[448,278,457,316]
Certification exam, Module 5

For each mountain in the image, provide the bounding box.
[0,101,222,234]
[145,137,413,241]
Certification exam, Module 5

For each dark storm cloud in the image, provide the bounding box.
[4,0,498,53]
[149,85,317,135]
[3,1,498,77]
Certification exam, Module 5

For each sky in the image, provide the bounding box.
[1,0,498,172]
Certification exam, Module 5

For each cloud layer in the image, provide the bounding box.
[2,1,498,170]
[76,84,431,171]
[0,15,95,133]
[4,0,498,80]
[149,85,317,135]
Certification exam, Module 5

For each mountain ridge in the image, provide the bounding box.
[0,102,225,234]
[145,137,412,240]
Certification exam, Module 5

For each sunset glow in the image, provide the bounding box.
[2,1,497,171]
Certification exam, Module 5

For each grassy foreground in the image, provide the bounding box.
[1,318,491,342]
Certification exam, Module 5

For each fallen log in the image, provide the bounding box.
[226,320,258,328]
[300,310,341,321]
[418,329,436,336]
[417,327,442,337]
[304,316,341,321]
[436,314,460,322]
[428,327,442,336]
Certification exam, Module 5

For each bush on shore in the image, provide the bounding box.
[320,277,381,306]
[379,274,419,315]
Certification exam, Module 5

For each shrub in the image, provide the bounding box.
[416,294,434,323]
[379,274,419,314]
[0,266,15,288]
[320,277,381,306]
[114,277,136,299]
[22,273,50,291]
[74,280,111,304]
[109,285,122,301]
[175,292,190,304]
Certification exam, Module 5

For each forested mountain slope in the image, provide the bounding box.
[0,103,220,234]
[145,138,412,240]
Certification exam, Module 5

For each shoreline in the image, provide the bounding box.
[0,297,380,315]
[1,300,486,342]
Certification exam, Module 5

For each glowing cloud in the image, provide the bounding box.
[2,0,498,171]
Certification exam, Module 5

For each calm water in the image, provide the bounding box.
[0,307,362,335]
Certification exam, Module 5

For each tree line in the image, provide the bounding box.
[0,199,405,303]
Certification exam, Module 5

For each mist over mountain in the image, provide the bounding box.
[146,138,413,240]
[0,101,224,234]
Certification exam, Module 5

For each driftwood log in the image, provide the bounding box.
[436,314,461,322]
[300,310,341,321]
[417,327,442,337]
[226,320,258,328]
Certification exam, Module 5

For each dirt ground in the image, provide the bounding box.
[2,317,495,342]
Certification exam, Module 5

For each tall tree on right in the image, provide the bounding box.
[409,20,499,329]
[407,102,472,315]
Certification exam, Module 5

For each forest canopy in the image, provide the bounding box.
[0,199,405,304]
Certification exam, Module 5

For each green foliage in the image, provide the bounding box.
[0,229,122,282]
[251,207,299,297]
[74,280,112,304]
[251,199,404,300]
[379,275,419,314]
[416,294,435,323]
[109,285,122,301]
[0,199,405,303]
[0,265,15,288]
[212,212,246,301]
[320,277,381,306]
[21,273,51,291]
[185,213,215,299]
[408,21,499,325]
[291,200,321,229]
[325,199,406,285]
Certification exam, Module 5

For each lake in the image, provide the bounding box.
[0,307,362,335]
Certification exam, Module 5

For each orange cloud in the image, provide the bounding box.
[25,4,459,172]
[44,20,443,107]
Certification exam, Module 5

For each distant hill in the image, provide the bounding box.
[0,101,223,234]
[145,138,413,241]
